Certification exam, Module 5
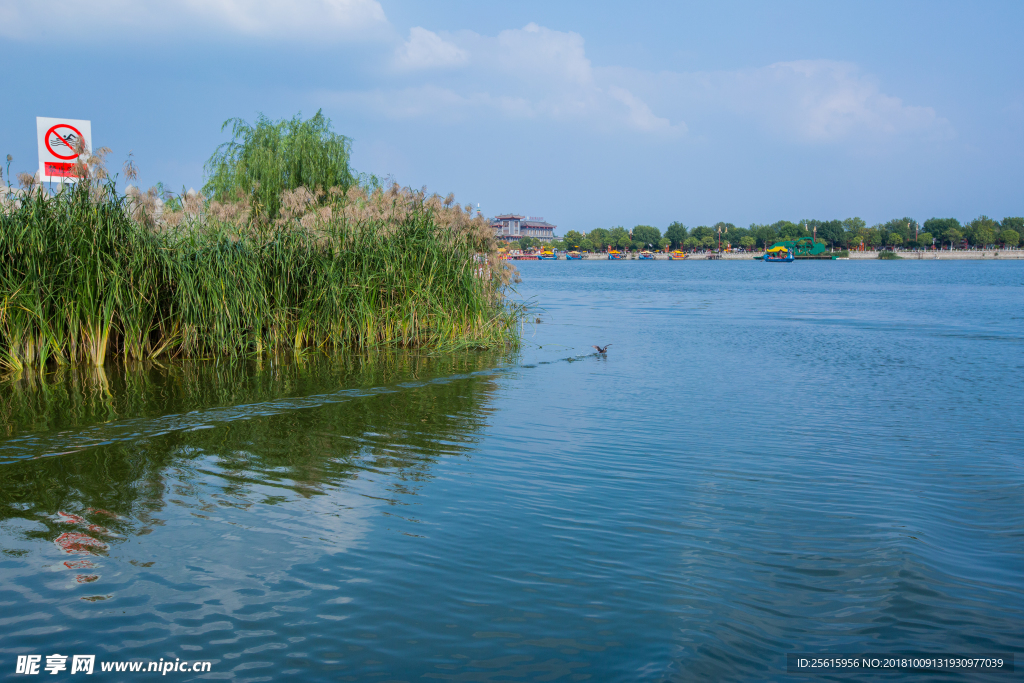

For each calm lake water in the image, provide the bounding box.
[1,261,1022,681]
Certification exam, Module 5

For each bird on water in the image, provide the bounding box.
[592,344,611,354]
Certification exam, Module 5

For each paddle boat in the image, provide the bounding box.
[566,251,584,260]
[763,246,795,262]
[607,250,625,260]
[667,250,687,260]
[638,250,655,260]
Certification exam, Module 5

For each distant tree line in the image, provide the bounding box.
[506,217,1023,253]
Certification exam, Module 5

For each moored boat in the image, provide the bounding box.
[607,250,625,260]
[566,251,584,260]
[763,246,794,262]
[538,249,558,260]
[638,250,654,260]
[668,250,687,260]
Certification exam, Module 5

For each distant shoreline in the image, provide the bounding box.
[565,250,1024,260]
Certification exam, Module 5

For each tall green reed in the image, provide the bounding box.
[0,181,519,375]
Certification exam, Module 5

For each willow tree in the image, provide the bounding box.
[203,110,353,221]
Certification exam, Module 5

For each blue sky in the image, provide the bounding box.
[1,0,1022,232]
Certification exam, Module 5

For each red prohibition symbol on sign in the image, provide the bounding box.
[44,124,84,160]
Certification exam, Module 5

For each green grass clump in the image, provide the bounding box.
[877,251,903,259]
[0,181,519,373]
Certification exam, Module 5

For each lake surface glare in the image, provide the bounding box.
[1,260,1022,681]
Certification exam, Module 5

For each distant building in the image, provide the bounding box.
[491,214,556,242]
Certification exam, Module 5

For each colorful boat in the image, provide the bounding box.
[566,251,584,260]
[538,249,558,260]
[638,250,654,260]
[668,250,687,260]
[607,250,625,260]
[763,246,794,262]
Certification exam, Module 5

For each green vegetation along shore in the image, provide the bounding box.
[0,113,519,374]
[513,218,1022,253]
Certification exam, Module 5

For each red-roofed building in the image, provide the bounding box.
[491,214,557,242]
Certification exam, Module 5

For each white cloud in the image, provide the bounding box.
[371,23,686,135]
[3,2,944,148]
[0,0,388,40]
[606,86,678,134]
[394,27,468,70]
[731,60,953,143]
[335,25,947,146]
[609,59,952,145]
[490,22,592,87]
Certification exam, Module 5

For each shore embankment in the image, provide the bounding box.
[574,249,1024,260]
[843,250,1024,260]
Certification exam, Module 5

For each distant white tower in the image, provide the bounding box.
[476,202,482,218]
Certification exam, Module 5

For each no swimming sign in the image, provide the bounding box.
[36,117,92,183]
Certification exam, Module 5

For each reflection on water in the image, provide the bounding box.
[0,351,505,638]
[0,352,505,459]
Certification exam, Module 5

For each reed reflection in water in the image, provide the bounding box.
[0,351,506,668]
